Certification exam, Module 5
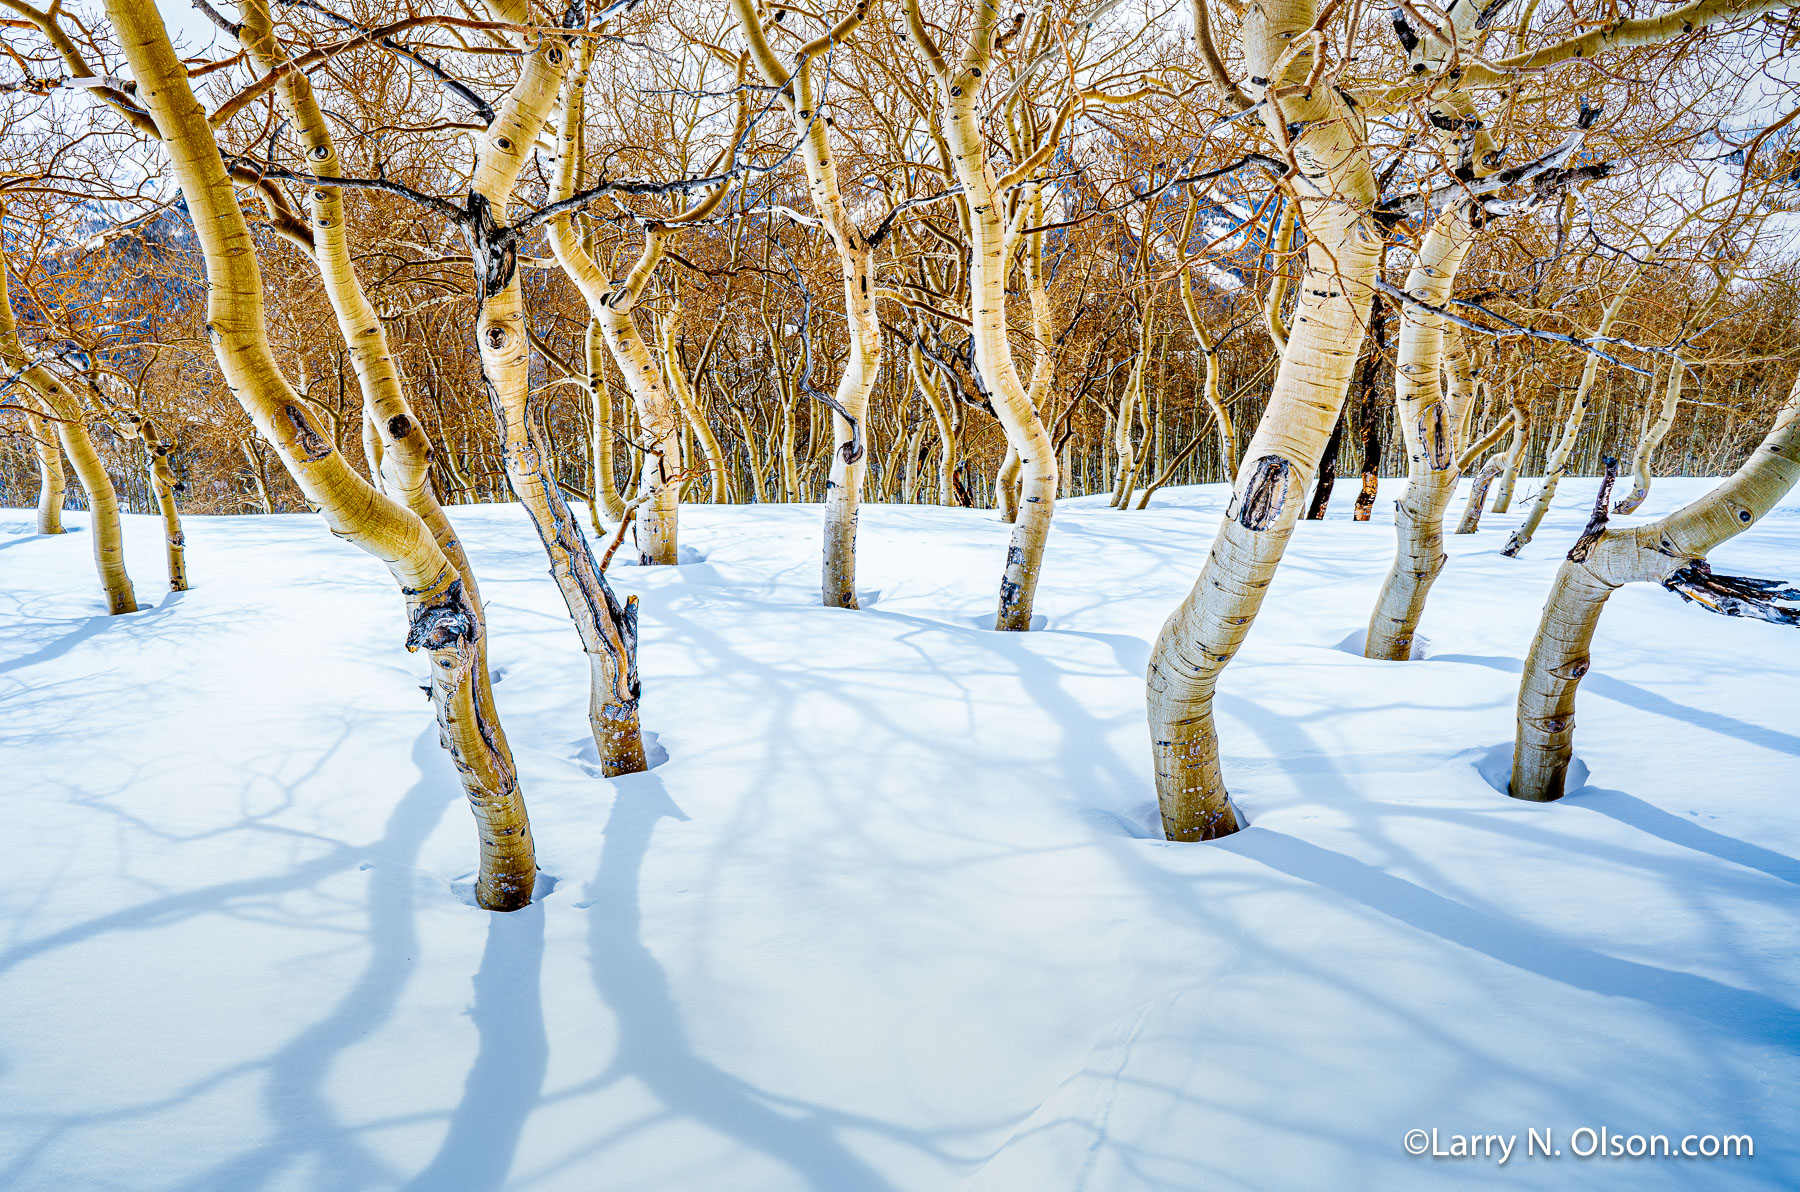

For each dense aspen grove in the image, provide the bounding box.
[4,0,1799,902]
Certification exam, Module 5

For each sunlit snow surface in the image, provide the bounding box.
[3,478,1797,1190]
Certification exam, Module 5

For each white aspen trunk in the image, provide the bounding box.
[546,41,694,566]
[242,436,276,514]
[28,407,66,534]
[730,0,880,606]
[1513,372,1800,801]
[1146,0,1380,838]
[905,0,1059,631]
[911,341,960,504]
[1615,353,1684,515]
[1455,462,1503,535]
[1364,208,1476,660]
[1491,392,1531,513]
[658,305,731,504]
[132,415,188,591]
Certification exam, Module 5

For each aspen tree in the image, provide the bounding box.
[1146,0,1767,839]
[1450,393,1519,535]
[1489,390,1531,513]
[26,406,64,534]
[909,338,961,503]
[1614,248,1749,514]
[452,2,648,774]
[101,0,536,909]
[1177,190,1238,473]
[1512,371,1800,802]
[658,303,732,504]
[1146,0,1382,838]
[586,320,628,521]
[731,0,881,607]
[903,0,1064,630]
[1363,208,1476,660]
[0,254,137,614]
[126,412,188,591]
[547,38,740,568]
[1455,462,1503,534]
[234,0,485,610]
[1501,196,1738,553]
[1503,282,1637,555]
[1363,10,1594,658]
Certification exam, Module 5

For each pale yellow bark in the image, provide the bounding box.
[238,0,485,608]
[0,260,136,614]
[731,0,879,607]
[546,39,730,565]
[1504,286,1632,554]
[361,408,385,494]
[459,13,646,774]
[1490,391,1531,513]
[130,414,188,591]
[586,318,627,521]
[1614,363,1681,515]
[910,341,960,504]
[27,405,65,534]
[657,304,731,504]
[106,0,534,909]
[1177,243,1238,473]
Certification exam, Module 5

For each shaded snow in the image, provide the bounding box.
[2,476,1797,1190]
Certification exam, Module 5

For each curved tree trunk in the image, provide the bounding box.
[1490,393,1531,513]
[1512,372,1800,801]
[593,232,684,563]
[732,0,879,607]
[996,444,1022,520]
[587,319,628,522]
[911,341,960,504]
[29,409,65,534]
[131,415,189,591]
[658,305,731,505]
[1455,462,1503,534]
[1177,194,1239,475]
[547,44,704,566]
[1365,208,1476,660]
[0,272,137,614]
[110,0,534,909]
[1145,0,1381,840]
[905,0,1059,631]
[464,20,646,774]
[1615,355,1684,515]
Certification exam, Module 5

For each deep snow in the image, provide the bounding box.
[2,477,1797,1191]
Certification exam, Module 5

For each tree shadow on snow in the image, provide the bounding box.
[1565,787,1800,888]
[1229,832,1800,1045]
[580,774,903,1191]
[402,906,547,1191]
[1432,652,1800,759]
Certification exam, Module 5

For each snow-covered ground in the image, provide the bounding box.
[3,477,1797,1191]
